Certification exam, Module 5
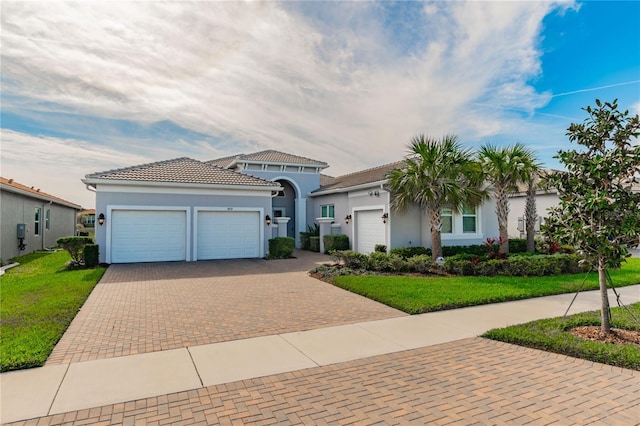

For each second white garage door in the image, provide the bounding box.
[355,209,386,254]
[111,210,187,263]
[197,211,261,260]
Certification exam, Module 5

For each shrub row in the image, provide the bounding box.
[323,234,349,253]
[329,250,585,277]
[268,237,295,259]
[444,254,586,277]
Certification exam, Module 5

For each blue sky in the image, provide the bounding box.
[1,0,639,208]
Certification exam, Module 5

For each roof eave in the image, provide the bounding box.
[308,179,387,197]
[239,160,329,169]
[81,178,282,192]
[1,183,81,209]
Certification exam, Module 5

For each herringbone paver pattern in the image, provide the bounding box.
[11,338,640,425]
[46,251,404,364]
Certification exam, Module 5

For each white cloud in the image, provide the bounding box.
[2,0,574,181]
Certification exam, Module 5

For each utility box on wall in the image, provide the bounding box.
[17,223,26,239]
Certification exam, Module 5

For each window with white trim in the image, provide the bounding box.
[441,208,453,233]
[35,207,41,235]
[321,204,335,218]
[462,206,477,233]
[45,209,51,230]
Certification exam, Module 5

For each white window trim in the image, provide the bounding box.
[45,209,51,230]
[440,206,483,240]
[320,204,335,218]
[34,207,42,236]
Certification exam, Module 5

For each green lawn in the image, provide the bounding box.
[0,251,106,372]
[482,303,640,370]
[332,258,640,314]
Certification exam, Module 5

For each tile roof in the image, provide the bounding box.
[320,174,335,186]
[84,158,278,187]
[313,160,406,193]
[0,177,82,208]
[208,150,328,168]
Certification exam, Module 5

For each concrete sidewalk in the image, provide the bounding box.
[2,285,639,424]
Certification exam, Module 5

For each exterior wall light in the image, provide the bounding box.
[345,214,352,224]
[265,215,272,226]
[381,212,389,224]
[98,213,106,226]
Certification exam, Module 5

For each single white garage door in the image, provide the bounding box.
[197,211,260,260]
[111,210,187,263]
[356,209,385,254]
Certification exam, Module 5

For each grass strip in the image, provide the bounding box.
[332,258,640,314]
[482,303,640,370]
[0,251,106,372]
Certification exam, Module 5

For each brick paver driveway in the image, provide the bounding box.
[47,251,405,365]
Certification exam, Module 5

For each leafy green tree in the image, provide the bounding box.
[544,99,640,334]
[478,143,540,255]
[387,134,487,259]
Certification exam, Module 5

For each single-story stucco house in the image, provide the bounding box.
[1,177,81,261]
[83,150,500,264]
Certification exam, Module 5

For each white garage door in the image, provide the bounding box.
[111,210,187,263]
[197,211,260,260]
[356,209,385,254]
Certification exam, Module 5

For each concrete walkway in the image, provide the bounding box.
[2,284,639,424]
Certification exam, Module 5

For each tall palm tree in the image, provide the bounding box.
[387,134,487,259]
[478,143,540,255]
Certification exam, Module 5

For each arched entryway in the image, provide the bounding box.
[272,179,297,238]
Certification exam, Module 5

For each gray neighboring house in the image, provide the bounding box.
[1,177,81,261]
[84,150,501,264]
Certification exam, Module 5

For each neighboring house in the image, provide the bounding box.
[83,150,500,264]
[1,177,81,261]
[78,209,96,227]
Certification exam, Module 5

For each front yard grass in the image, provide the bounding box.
[0,251,105,372]
[332,258,640,314]
[482,303,640,370]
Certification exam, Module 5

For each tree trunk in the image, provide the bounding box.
[495,185,510,255]
[429,209,443,260]
[524,178,537,253]
[598,256,611,334]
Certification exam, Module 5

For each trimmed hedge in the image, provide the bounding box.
[268,237,295,259]
[508,238,528,253]
[309,236,320,253]
[330,250,585,277]
[323,234,349,253]
[374,244,387,253]
[83,244,99,267]
[300,232,311,250]
[390,246,430,259]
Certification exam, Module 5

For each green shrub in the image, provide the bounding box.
[374,244,387,253]
[323,234,349,253]
[299,232,311,250]
[309,236,320,253]
[368,252,406,272]
[56,236,93,267]
[268,237,295,259]
[390,246,431,259]
[332,250,369,269]
[444,253,586,277]
[508,238,528,253]
[406,255,437,274]
[442,244,487,257]
[83,244,99,267]
[307,224,320,237]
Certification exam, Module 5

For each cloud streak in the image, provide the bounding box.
[2,0,578,203]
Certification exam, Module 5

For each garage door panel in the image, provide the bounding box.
[111,210,187,263]
[356,209,385,254]
[197,211,260,260]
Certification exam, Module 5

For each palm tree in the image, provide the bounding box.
[524,170,544,252]
[478,143,540,255]
[387,134,487,259]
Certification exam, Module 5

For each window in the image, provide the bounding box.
[321,204,335,218]
[35,207,41,235]
[45,209,51,230]
[462,206,477,233]
[441,208,453,233]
